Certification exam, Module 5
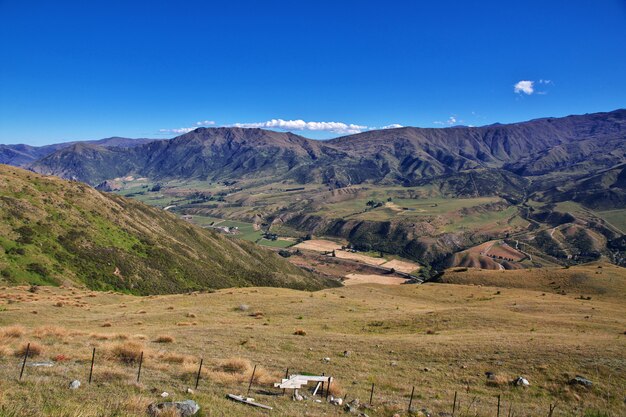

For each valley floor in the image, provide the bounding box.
[0,264,625,416]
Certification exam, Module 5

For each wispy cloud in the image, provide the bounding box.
[159,118,404,136]
[159,120,215,134]
[433,116,459,126]
[231,119,368,134]
[514,80,534,95]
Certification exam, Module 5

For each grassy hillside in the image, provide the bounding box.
[0,165,336,294]
[0,264,624,416]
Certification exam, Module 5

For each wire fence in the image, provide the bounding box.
[7,342,615,417]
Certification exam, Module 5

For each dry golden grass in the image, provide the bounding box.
[107,341,145,364]
[14,341,43,358]
[0,263,624,416]
[0,345,12,358]
[158,351,193,364]
[32,325,68,339]
[153,335,175,343]
[0,324,25,338]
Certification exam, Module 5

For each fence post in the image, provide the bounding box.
[195,358,203,389]
[19,343,30,380]
[136,351,144,383]
[247,364,257,395]
[282,368,289,396]
[326,377,332,400]
[369,383,375,405]
[88,347,96,384]
[408,386,415,412]
[452,390,457,416]
[497,394,501,417]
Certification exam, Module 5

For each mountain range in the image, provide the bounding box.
[0,109,621,205]
[2,109,625,270]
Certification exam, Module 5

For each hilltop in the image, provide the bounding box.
[0,165,336,294]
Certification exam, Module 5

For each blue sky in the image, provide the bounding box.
[1,0,625,145]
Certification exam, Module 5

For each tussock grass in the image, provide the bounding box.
[107,341,145,364]
[0,269,624,416]
[0,325,25,338]
[153,335,175,343]
[32,325,68,339]
[15,342,43,358]
[0,345,12,357]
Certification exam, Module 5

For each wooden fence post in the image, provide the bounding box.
[19,342,30,380]
[452,390,457,416]
[195,358,203,389]
[282,368,289,396]
[88,347,96,384]
[136,351,143,383]
[408,386,415,412]
[326,377,332,400]
[497,394,501,417]
[247,364,257,395]
[369,383,375,405]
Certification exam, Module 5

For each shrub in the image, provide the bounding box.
[0,325,25,338]
[218,357,250,374]
[110,341,144,364]
[15,342,44,358]
[32,326,68,339]
[154,335,175,343]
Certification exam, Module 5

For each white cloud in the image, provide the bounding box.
[514,80,534,95]
[433,116,458,126]
[380,124,404,129]
[539,79,552,84]
[159,120,215,134]
[231,119,368,134]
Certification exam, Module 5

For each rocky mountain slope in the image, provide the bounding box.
[25,110,626,198]
[0,137,154,167]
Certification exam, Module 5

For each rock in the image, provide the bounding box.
[343,350,351,357]
[485,371,495,380]
[569,375,593,387]
[344,398,361,413]
[185,388,194,394]
[27,361,54,367]
[390,361,398,367]
[160,392,169,398]
[323,357,331,363]
[293,392,304,401]
[512,376,529,387]
[329,396,343,406]
[68,380,81,389]
[423,367,431,372]
[147,400,200,417]
[358,413,369,417]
